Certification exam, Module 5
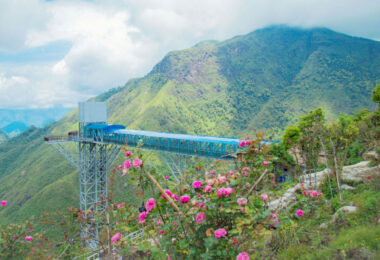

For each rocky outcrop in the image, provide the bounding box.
[331,206,358,223]
[269,161,379,211]
[299,161,379,186]
[268,184,303,211]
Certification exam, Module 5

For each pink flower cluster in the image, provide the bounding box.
[139,198,156,224]
[270,213,279,226]
[111,233,122,243]
[196,212,206,224]
[303,190,323,197]
[214,228,227,239]
[217,187,234,197]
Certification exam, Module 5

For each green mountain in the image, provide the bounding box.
[0,26,379,223]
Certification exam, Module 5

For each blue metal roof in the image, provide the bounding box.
[85,124,126,132]
[114,129,240,145]
[84,124,108,129]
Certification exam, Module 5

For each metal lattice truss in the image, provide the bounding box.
[160,152,189,182]
[48,140,120,249]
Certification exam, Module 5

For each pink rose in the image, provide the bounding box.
[124,159,131,169]
[207,179,214,186]
[195,212,206,224]
[218,176,226,184]
[296,209,304,217]
[139,211,147,224]
[164,176,169,180]
[261,194,268,202]
[214,228,227,239]
[122,169,127,175]
[230,171,234,176]
[237,198,248,206]
[225,187,234,196]
[204,185,212,192]
[217,187,226,197]
[1,200,7,206]
[193,181,203,189]
[261,161,269,166]
[161,189,173,199]
[146,198,156,212]
[198,203,204,208]
[180,195,190,204]
[197,193,201,199]
[125,151,131,157]
[236,252,250,260]
[25,236,33,241]
[172,194,179,201]
[240,207,245,213]
[270,213,279,225]
[111,233,122,243]
[239,141,246,148]
[133,158,143,168]
[118,165,122,169]
[159,230,164,235]
[300,183,305,187]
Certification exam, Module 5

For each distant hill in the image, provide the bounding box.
[0,25,379,224]
[0,107,73,129]
[0,129,8,143]
[2,121,29,136]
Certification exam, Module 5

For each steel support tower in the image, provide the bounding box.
[47,102,120,249]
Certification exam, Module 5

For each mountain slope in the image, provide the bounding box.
[0,129,8,143]
[0,26,379,223]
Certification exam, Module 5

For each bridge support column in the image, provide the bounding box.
[79,142,120,249]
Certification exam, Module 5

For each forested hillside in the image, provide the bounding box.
[0,25,379,223]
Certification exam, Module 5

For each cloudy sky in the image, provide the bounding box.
[0,0,379,109]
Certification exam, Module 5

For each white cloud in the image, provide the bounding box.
[0,0,379,109]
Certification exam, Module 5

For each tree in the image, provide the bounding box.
[282,126,300,151]
[371,84,380,105]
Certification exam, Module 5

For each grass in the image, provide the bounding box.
[275,178,380,259]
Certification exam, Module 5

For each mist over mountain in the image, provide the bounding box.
[0,26,379,223]
[0,107,73,129]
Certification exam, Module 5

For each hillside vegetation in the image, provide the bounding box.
[0,25,379,224]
